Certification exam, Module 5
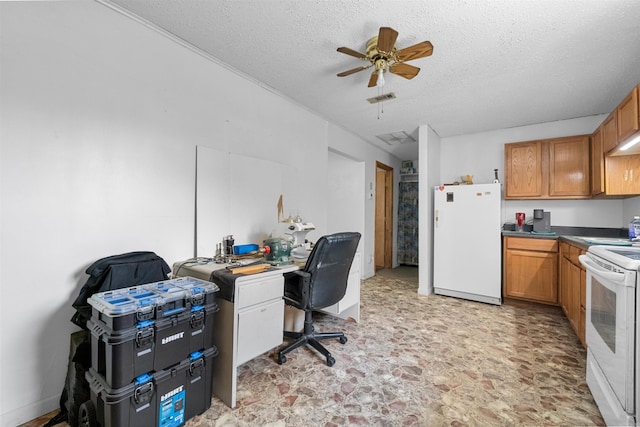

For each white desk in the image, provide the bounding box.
[172,260,297,408]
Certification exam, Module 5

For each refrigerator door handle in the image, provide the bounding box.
[435,209,439,227]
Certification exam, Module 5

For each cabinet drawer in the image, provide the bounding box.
[236,299,284,365]
[235,275,283,309]
[506,237,558,252]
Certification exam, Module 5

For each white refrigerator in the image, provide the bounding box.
[433,183,502,305]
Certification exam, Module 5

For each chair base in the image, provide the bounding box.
[276,312,347,367]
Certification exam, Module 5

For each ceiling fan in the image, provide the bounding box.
[337,27,433,88]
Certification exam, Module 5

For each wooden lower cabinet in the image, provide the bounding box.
[503,237,558,304]
[503,237,587,347]
[559,242,587,347]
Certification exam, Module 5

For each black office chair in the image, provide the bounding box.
[277,232,361,367]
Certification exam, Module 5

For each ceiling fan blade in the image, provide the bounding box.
[368,71,378,88]
[337,65,371,77]
[389,62,420,80]
[337,46,368,60]
[377,27,398,53]
[395,41,434,62]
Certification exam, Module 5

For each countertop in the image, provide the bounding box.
[502,226,628,250]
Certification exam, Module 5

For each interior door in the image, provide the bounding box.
[375,162,393,270]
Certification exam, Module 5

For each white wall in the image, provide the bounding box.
[0,2,397,424]
[418,125,441,296]
[327,125,402,278]
[440,115,625,228]
[327,150,366,269]
[623,196,640,224]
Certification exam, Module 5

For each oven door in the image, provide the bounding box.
[580,254,636,419]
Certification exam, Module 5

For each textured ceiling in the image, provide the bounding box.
[105,0,640,160]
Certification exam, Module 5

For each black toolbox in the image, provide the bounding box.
[88,276,218,331]
[85,347,217,427]
[87,277,219,388]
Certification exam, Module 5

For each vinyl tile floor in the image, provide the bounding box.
[31,266,604,426]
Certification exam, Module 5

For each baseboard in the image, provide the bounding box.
[1,395,59,427]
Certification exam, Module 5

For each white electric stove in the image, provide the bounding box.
[580,245,640,426]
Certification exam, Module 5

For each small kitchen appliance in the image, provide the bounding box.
[579,246,639,426]
[533,209,551,233]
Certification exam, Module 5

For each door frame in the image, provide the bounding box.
[375,161,393,270]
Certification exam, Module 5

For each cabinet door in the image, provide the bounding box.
[504,249,557,304]
[603,112,618,153]
[505,141,543,197]
[567,261,581,332]
[591,128,605,195]
[605,155,640,195]
[579,267,587,347]
[617,86,639,142]
[548,136,590,197]
[236,299,284,366]
[559,254,571,316]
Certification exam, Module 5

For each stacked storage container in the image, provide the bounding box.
[83,276,219,427]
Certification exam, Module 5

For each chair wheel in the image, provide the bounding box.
[78,400,97,427]
[339,336,347,344]
[326,356,336,367]
[277,353,286,365]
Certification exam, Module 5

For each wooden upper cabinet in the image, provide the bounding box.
[505,141,543,198]
[591,127,604,195]
[605,155,640,195]
[602,112,618,153]
[617,86,639,142]
[505,136,591,199]
[549,135,590,197]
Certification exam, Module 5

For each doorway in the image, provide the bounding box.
[374,161,393,271]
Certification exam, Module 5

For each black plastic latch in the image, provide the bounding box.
[189,358,204,377]
[190,311,205,329]
[191,293,205,306]
[136,305,154,322]
[136,327,154,347]
[134,381,154,404]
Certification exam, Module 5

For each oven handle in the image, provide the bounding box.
[578,255,626,285]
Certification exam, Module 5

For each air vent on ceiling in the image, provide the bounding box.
[376,131,416,146]
[367,92,396,104]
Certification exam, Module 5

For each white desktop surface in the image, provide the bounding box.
[172,258,298,408]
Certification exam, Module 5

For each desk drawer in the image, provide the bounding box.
[236,299,284,365]
[235,275,283,309]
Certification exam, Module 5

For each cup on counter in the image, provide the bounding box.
[515,212,526,232]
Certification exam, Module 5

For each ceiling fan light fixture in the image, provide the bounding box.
[336,27,433,88]
[377,68,385,87]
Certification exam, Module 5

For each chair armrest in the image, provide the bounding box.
[283,270,311,308]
